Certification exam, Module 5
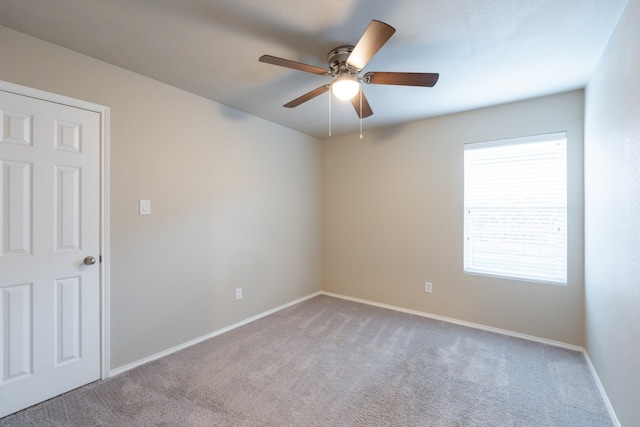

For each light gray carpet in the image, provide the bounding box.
[1,295,612,426]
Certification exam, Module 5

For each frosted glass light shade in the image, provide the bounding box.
[332,77,360,100]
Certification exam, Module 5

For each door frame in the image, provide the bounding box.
[0,80,111,379]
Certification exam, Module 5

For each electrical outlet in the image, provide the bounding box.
[235,288,242,300]
[424,282,433,293]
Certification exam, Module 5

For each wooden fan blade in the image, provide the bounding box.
[363,72,439,87]
[346,20,396,71]
[351,89,374,118]
[283,85,330,108]
[259,55,329,75]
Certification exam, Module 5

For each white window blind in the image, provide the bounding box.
[463,132,567,284]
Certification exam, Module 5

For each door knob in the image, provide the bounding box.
[83,256,97,266]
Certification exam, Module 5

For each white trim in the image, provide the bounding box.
[0,80,109,113]
[99,107,111,379]
[106,289,619,426]
[110,289,586,377]
[109,292,322,377]
[321,291,584,352]
[583,351,621,427]
[0,80,111,379]
[464,131,567,149]
[321,294,620,427]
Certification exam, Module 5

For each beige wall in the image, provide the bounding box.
[585,0,640,424]
[323,90,585,346]
[0,26,322,369]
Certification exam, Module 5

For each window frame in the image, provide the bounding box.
[463,132,568,285]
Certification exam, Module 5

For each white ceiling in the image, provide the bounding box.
[0,0,629,138]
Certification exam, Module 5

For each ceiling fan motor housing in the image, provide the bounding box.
[328,46,359,77]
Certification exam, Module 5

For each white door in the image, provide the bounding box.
[0,89,101,417]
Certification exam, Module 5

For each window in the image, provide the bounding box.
[463,132,567,284]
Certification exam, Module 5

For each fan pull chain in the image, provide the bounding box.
[328,89,332,137]
[359,87,363,139]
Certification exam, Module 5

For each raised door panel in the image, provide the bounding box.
[54,120,81,153]
[0,283,33,384]
[1,110,32,147]
[54,277,81,365]
[54,166,81,252]
[1,160,32,257]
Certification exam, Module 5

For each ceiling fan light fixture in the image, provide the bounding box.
[332,76,360,100]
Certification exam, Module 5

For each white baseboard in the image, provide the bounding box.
[108,289,619,427]
[320,291,584,352]
[109,291,322,377]
[321,291,621,426]
[583,351,621,427]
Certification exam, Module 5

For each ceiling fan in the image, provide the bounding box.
[259,20,439,119]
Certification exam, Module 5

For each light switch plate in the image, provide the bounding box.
[139,199,151,215]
